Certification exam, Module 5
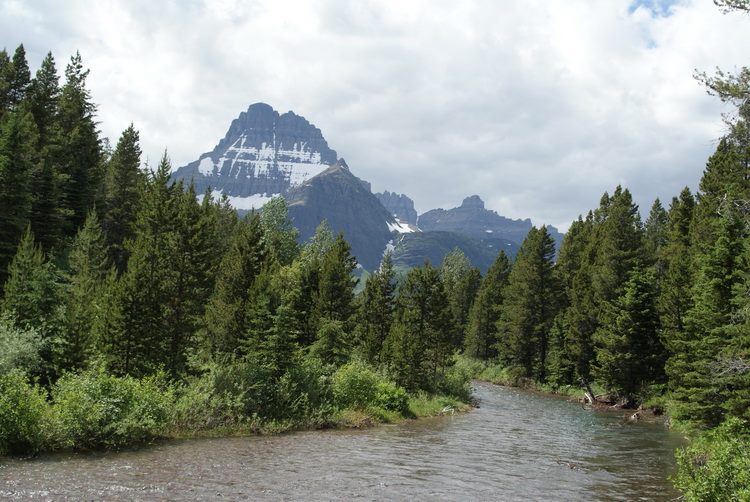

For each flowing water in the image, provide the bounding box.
[0,382,684,501]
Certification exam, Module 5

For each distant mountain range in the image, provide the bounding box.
[171,103,564,272]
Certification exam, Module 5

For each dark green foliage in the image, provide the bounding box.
[0,111,36,283]
[557,214,597,380]
[671,213,746,426]
[6,45,31,110]
[63,211,110,371]
[57,52,102,234]
[383,263,454,393]
[644,198,669,268]
[310,318,351,366]
[27,52,60,145]
[0,49,11,114]
[101,125,144,271]
[101,154,176,376]
[203,213,267,357]
[356,252,396,364]
[496,226,561,381]
[1,228,63,382]
[314,233,358,330]
[593,267,664,402]
[464,250,511,359]
[441,248,481,348]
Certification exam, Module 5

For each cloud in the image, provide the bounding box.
[2,0,748,230]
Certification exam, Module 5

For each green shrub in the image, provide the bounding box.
[674,417,750,501]
[332,361,380,408]
[0,315,44,376]
[332,361,409,415]
[0,370,48,455]
[374,381,409,414]
[436,359,474,401]
[170,375,245,433]
[50,369,172,449]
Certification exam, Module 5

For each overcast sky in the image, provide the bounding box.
[2,0,749,230]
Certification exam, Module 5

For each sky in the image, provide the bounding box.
[2,0,749,231]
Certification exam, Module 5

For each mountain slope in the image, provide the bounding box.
[285,160,397,270]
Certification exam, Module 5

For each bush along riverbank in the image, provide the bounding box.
[0,359,472,457]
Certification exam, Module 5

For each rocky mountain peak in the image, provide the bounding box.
[461,195,485,210]
[171,103,337,209]
[375,191,418,225]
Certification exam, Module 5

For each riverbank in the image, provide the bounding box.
[0,380,684,501]
[0,362,473,458]
[455,356,669,424]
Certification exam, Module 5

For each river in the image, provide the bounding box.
[0,381,684,501]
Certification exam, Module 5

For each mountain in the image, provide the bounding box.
[418,195,564,249]
[391,231,519,273]
[375,191,418,226]
[172,103,563,272]
[286,159,406,270]
[171,103,338,209]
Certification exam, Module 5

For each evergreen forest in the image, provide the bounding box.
[1,2,750,498]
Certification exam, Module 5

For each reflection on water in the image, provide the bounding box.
[0,382,684,501]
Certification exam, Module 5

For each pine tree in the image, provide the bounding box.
[496,226,561,381]
[464,250,511,359]
[592,186,643,305]
[0,111,37,284]
[310,318,351,367]
[670,213,746,426]
[25,52,63,252]
[63,210,110,371]
[593,266,664,402]
[0,49,11,115]
[27,52,60,146]
[103,153,176,376]
[0,227,63,383]
[691,139,747,253]
[441,248,481,348]
[262,264,305,376]
[383,263,454,392]
[203,213,267,357]
[314,233,357,330]
[57,51,102,234]
[644,198,669,269]
[553,215,596,384]
[101,124,144,271]
[260,196,299,266]
[7,45,31,110]
[659,189,695,353]
[356,252,396,364]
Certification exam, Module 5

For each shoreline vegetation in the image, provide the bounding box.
[0,361,474,458]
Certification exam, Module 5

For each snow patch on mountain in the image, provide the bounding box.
[387,217,418,234]
[197,190,278,211]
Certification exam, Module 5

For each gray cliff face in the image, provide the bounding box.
[418,195,564,249]
[171,103,337,200]
[285,160,396,270]
[374,191,418,225]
